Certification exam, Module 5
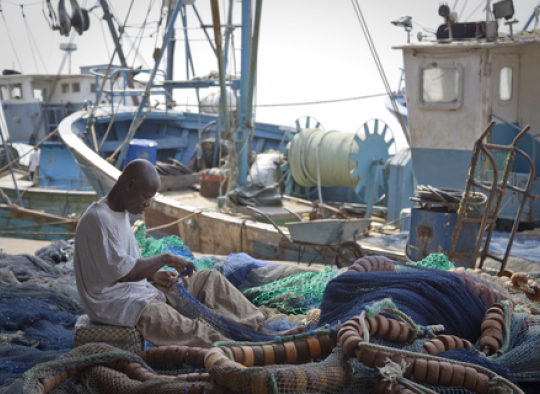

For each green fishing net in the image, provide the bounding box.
[405,253,474,273]
[242,267,340,315]
[135,225,218,272]
[407,253,456,271]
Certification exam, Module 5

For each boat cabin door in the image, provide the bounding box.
[491,54,519,123]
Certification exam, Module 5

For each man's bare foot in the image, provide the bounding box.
[259,325,305,336]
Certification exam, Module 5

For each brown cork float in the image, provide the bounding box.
[36,345,215,394]
[337,314,493,394]
[477,304,506,355]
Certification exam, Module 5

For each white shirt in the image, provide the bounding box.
[28,149,40,172]
[74,197,165,327]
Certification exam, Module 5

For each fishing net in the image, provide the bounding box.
[135,226,318,289]
[135,225,219,272]
[409,253,457,271]
[315,257,508,341]
[168,282,298,343]
[0,244,83,391]
[5,236,540,394]
[242,267,342,315]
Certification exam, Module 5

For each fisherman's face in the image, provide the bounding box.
[124,179,159,215]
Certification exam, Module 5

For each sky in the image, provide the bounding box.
[1,0,539,150]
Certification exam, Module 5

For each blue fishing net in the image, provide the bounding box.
[315,261,505,342]
[169,282,302,343]
[0,246,83,390]
[223,252,277,287]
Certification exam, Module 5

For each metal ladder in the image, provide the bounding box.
[448,121,538,275]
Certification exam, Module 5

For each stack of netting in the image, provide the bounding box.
[6,234,540,394]
[19,256,540,394]
[0,241,84,393]
[136,226,325,314]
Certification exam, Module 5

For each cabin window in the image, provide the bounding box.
[90,83,96,93]
[422,68,460,102]
[72,82,80,93]
[33,89,43,101]
[499,66,512,101]
[62,83,70,94]
[10,84,23,99]
[0,85,7,100]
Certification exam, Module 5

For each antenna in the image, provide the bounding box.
[60,43,77,74]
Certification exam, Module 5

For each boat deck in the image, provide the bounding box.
[161,189,313,225]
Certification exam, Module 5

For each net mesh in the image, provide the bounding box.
[242,267,340,315]
[2,236,540,394]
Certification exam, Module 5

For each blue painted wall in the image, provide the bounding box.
[39,142,93,191]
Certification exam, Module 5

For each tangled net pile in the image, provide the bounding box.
[2,233,540,394]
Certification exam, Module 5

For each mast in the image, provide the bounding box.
[98,0,139,105]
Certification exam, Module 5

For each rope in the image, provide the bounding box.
[145,210,201,233]
[105,103,159,163]
[0,3,24,72]
[0,122,63,173]
[86,0,137,130]
[288,129,358,189]
[354,341,524,394]
[212,326,332,348]
[492,302,512,358]
[377,358,439,394]
[21,4,47,73]
[350,0,410,146]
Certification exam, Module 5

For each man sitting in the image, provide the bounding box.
[74,159,302,347]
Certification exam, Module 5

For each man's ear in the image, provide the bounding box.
[125,179,136,191]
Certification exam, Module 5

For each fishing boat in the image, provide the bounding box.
[0,67,128,219]
[59,0,540,267]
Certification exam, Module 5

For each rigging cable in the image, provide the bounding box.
[98,0,157,152]
[85,0,136,142]
[109,0,150,69]
[459,0,470,20]
[350,0,410,146]
[27,25,78,143]
[0,0,24,72]
[465,0,487,22]
[95,11,111,59]
[21,4,48,73]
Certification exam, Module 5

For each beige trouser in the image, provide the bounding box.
[136,270,265,347]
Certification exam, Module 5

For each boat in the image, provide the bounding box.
[391,4,540,226]
[56,0,413,265]
[0,67,131,219]
[0,202,78,241]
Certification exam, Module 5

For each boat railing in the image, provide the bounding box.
[89,67,169,112]
[89,66,241,114]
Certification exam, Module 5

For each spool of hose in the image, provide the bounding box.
[285,120,394,203]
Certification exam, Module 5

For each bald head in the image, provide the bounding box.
[107,159,160,214]
[119,159,161,190]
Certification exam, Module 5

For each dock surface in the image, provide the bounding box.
[0,237,50,254]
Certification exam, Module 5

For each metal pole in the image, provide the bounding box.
[236,0,252,187]
[182,5,189,80]
[192,4,217,56]
[223,0,234,72]
[210,0,231,136]
[115,0,185,168]
[166,3,176,106]
[0,127,23,207]
[98,0,139,106]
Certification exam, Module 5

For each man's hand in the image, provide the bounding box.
[153,270,178,287]
[166,254,196,277]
